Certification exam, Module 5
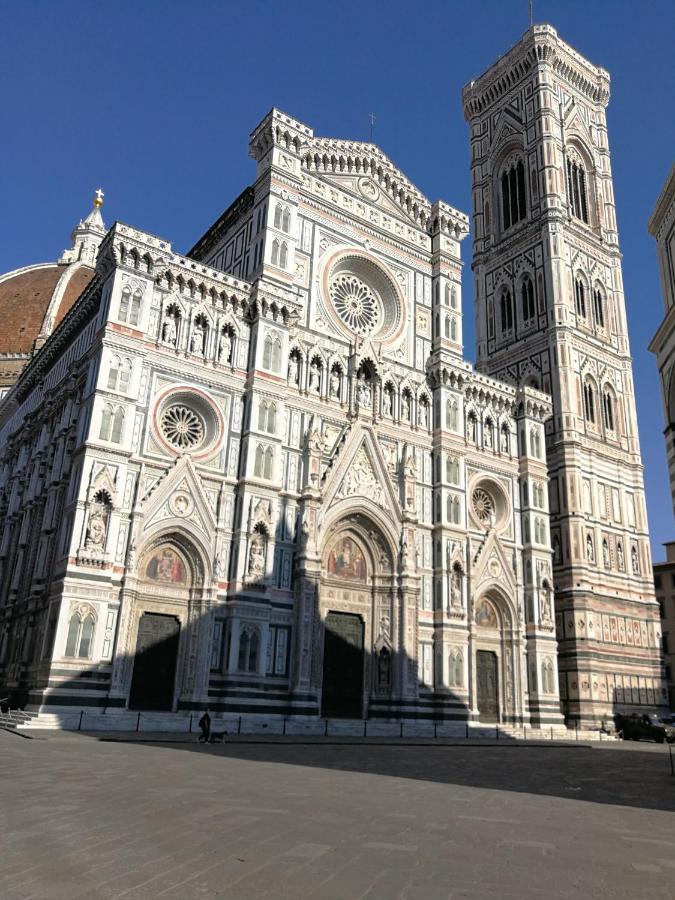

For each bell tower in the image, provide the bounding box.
[463,24,666,725]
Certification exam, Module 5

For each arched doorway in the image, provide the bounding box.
[473,594,513,723]
[319,516,395,718]
[128,542,193,712]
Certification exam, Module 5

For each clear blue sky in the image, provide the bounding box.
[1,0,673,556]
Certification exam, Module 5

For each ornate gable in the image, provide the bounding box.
[471,528,516,596]
[139,455,217,541]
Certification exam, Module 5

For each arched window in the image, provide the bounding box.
[452,496,460,524]
[451,286,458,309]
[583,380,596,424]
[521,275,535,323]
[529,427,541,458]
[446,456,459,485]
[566,153,589,223]
[238,627,259,673]
[273,204,281,229]
[444,316,450,338]
[65,611,96,659]
[99,404,113,441]
[446,399,458,430]
[574,277,587,318]
[108,356,132,393]
[501,158,527,230]
[602,389,614,432]
[446,494,453,523]
[263,447,274,479]
[279,242,288,269]
[281,207,290,233]
[541,659,554,694]
[254,445,265,477]
[449,649,463,688]
[499,288,514,334]
[593,286,605,328]
[450,317,457,341]
[118,289,141,326]
[258,401,277,434]
[111,407,124,443]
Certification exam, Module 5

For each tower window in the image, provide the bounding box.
[583,381,596,424]
[566,155,589,223]
[501,159,527,230]
[602,390,614,432]
[499,288,514,334]
[575,277,587,319]
[593,287,605,328]
[521,275,535,323]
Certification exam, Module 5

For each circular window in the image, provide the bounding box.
[329,273,382,336]
[161,405,205,450]
[472,487,495,525]
[322,249,406,346]
[153,387,223,459]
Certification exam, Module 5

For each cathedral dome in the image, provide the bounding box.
[0,192,105,400]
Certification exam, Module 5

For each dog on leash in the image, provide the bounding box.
[208,730,228,743]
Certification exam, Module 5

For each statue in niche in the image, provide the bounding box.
[602,541,610,569]
[617,542,624,570]
[540,585,552,624]
[161,309,178,346]
[247,532,266,579]
[218,329,232,364]
[485,424,493,450]
[377,646,391,691]
[85,512,107,551]
[401,393,410,421]
[500,428,509,453]
[190,322,205,355]
[329,369,340,399]
[288,355,299,385]
[631,545,639,575]
[382,388,392,417]
[418,402,428,429]
[357,371,371,407]
[451,566,463,607]
[586,534,595,562]
[309,360,321,393]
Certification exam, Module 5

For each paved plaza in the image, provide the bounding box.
[1,730,674,899]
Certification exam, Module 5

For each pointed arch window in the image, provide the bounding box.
[271,239,280,266]
[238,627,260,673]
[446,456,459,485]
[521,275,535,323]
[446,398,458,431]
[575,277,587,318]
[501,158,527,230]
[258,400,277,434]
[448,649,464,687]
[593,286,605,328]
[566,154,589,223]
[279,242,288,269]
[118,289,142,327]
[602,390,614,432]
[65,611,96,659]
[583,380,596,424]
[108,355,132,393]
[499,288,514,334]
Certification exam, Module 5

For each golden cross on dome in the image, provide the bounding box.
[94,188,105,208]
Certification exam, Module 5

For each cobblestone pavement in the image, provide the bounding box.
[1,730,674,899]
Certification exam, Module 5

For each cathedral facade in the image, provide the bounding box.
[0,25,664,729]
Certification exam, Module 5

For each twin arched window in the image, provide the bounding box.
[541,658,555,694]
[501,159,527,230]
[566,155,589,223]
[254,444,274,479]
[273,203,291,233]
[262,333,282,372]
[258,400,277,434]
[271,239,288,268]
[65,611,95,659]
[521,275,535,323]
[118,288,142,326]
[238,627,260,673]
[446,456,459,485]
[448,648,463,687]
[107,355,132,393]
[447,495,461,524]
[446,398,459,430]
[500,288,514,334]
[529,427,541,458]
[99,404,124,443]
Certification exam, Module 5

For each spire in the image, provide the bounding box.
[59,189,107,266]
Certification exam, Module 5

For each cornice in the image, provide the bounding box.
[648,164,675,238]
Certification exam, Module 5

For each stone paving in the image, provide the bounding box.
[1,729,674,899]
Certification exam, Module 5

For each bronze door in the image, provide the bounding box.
[129,613,180,711]
[321,612,364,718]
[476,650,499,722]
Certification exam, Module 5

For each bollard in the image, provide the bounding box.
[434,721,437,739]
[550,726,553,741]
[283,717,287,736]
[576,720,579,741]
[238,716,242,735]
[400,721,404,738]
[363,719,367,737]
[325,718,329,736]
[78,709,83,731]
[189,714,193,734]
[136,712,141,733]
[669,744,674,776]
[466,722,469,739]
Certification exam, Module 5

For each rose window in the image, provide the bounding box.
[472,488,495,525]
[160,405,205,450]
[329,273,382,336]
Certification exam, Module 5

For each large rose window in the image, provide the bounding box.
[322,249,406,346]
[161,405,205,450]
[472,488,495,524]
[329,274,382,336]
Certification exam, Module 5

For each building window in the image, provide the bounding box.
[262,333,282,372]
[448,649,463,688]
[238,627,259,673]
[254,444,274,479]
[446,456,459,485]
[602,390,614,432]
[541,658,554,694]
[118,288,142,326]
[583,381,596,424]
[65,611,96,659]
[501,158,527,230]
[593,286,605,328]
[258,400,277,434]
[107,355,132,393]
[521,275,535,323]
[529,427,541,458]
[446,398,458,430]
[566,155,589,223]
[266,625,290,676]
[574,277,587,318]
[274,203,291,233]
[499,288,514,334]
[99,404,124,443]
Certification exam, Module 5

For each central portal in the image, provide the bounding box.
[321,611,364,718]
[476,650,499,722]
[129,613,180,711]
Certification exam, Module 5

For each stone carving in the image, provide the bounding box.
[161,309,178,346]
[329,368,341,399]
[309,359,321,393]
[218,329,232,363]
[356,371,371,407]
[382,387,392,416]
[190,322,205,355]
[288,354,299,385]
[85,512,107,551]
[247,532,266,580]
[336,447,385,507]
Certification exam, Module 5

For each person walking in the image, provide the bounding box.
[198,710,211,743]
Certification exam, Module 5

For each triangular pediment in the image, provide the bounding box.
[471,528,516,594]
[489,107,524,162]
[320,424,401,521]
[320,173,420,225]
[139,456,217,540]
[563,102,594,149]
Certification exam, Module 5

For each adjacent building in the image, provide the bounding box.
[653,542,675,711]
